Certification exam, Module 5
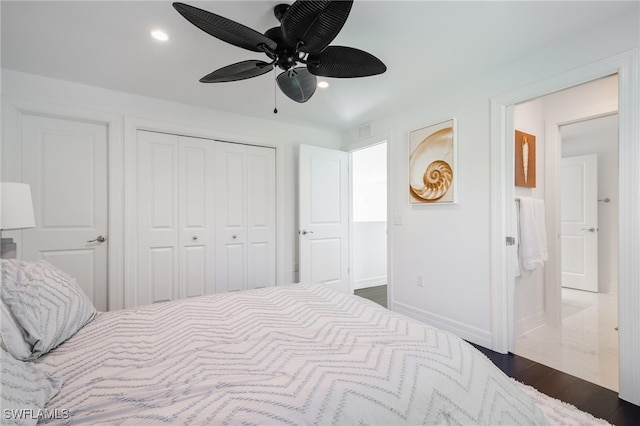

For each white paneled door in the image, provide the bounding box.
[560,154,598,292]
[20,114,108,311]
[179,136,217,298]
[298,144,349,293]
[136,133,275,306]
[246,145,277,290]
[136,131,179,305]
[136,131,216,306]
[215,142,276,293]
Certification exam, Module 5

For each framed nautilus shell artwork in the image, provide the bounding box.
[514,130,536,188]
[409,118,457,204]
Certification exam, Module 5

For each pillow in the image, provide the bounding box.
[1,298,32,360]
[0,348,64,426]
[1,259,96,359]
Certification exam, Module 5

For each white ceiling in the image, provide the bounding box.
[1,1,636,131]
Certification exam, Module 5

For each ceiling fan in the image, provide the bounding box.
[173,1,387,106]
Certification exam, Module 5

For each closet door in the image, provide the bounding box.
[246,146,276,289]
[215,142,247,292]
[137,131,179,305]
[178,136,216,297]
[215,142,276,292]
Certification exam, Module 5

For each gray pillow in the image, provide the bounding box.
[1,260,96,359]
[0,348,64,426]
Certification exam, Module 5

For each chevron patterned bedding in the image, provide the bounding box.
[34,284,548,425]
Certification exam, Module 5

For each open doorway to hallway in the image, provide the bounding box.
[512,76,619,391]
[350,142,388,308]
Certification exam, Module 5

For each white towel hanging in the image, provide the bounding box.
[516,197,547,271]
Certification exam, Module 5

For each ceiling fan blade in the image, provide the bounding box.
[281,0,353,54]
[277,68,317,103]
[173,2,276,52]
[307,46,387,78]
[200,60,273,83]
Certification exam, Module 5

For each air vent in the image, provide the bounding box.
[358,123,372,140]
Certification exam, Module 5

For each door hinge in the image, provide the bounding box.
[506,236,516,246]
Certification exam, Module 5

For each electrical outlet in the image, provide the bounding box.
[417,274,424,287]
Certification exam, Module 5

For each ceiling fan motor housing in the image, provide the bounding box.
[263,26,299,71]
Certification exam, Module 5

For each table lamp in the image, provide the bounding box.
[1,182,36,259]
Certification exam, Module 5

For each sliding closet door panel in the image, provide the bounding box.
[247,146,276,289]
[137,131,179,305]
[215,142,247,293]
[179,136,216,297]
[150,247,174,302]
[184,246,205,297]
[224,245,245,292]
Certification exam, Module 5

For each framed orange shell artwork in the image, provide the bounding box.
[409,118,457,204]
[515,130,536,188]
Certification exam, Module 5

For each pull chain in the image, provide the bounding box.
[273,68,278,114]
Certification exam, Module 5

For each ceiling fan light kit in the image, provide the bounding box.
[173,0,386,105]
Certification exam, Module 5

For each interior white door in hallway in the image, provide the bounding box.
[298,144,349,293]
[20,114,108,311]
[560,154,598,292]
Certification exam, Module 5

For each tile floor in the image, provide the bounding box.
[515,287,619,391]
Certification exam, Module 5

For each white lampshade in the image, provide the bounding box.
[1,182,36,230]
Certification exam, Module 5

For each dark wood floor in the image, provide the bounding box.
[354,284,387,308]
[355,285,640,425]
[472,344,640,425]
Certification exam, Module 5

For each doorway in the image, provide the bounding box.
[490,49,639,404]
[350,142,388,307]
[512,95,620,390]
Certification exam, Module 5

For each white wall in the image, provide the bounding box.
[562,114,619,294]
[352,222,387,290]
[341,11,637,347]
[513,98,547,336]
[1,70,342,295]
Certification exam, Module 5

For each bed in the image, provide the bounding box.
[1,260,548,425]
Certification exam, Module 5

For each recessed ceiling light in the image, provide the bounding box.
[317,81,329,89]
[151,30,169,42]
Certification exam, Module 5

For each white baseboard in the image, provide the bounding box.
[352,276,387,290]
[392,300,493,349]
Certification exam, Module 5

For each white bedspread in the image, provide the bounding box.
[36,284,548,425]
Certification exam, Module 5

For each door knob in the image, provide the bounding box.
[87,235,106,243]
[580,227,597,233]
[300,229,314,235]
